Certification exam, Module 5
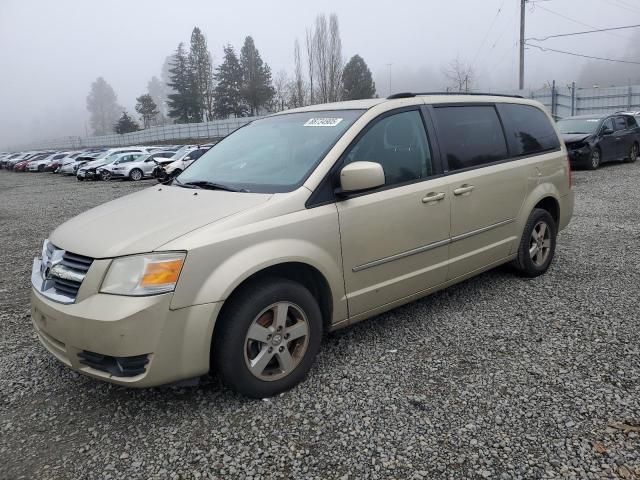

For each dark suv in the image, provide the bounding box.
[556,113,640,169]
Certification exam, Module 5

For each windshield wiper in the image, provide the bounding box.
[177,180,248,192]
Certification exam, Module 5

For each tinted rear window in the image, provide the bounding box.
[433,105,508,171]
[498,104,560,155]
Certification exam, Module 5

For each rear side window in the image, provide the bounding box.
[433,105,508,171]
[498,104,560,156]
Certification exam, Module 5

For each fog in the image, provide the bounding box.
[1,0,638,149]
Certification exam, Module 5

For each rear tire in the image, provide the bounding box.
[625,142,638,163]
[512,208,557,278]
[38,164,44,172]
[213,278,323,398]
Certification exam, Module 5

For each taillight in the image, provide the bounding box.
[567,154,572,189]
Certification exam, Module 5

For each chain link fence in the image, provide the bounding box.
[10,83,640,151]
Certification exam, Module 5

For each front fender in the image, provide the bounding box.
[168,203,347,323]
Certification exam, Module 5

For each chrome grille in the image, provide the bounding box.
[52,252,93,297]
[32,240,94,304]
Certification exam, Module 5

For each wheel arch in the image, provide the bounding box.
[216,261,334,335]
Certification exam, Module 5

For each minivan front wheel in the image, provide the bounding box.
[213,278,322,398]
[512,208,557,277]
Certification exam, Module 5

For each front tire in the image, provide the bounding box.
[129,168,143,181]
[586,147,601,170]
[213,278,323,398]
[100,170,111,181]
[512,208,557,277]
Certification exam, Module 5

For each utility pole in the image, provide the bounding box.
[519,0,526,90]
[387,63,393,95]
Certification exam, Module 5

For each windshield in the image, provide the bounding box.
[168,146,193,160]
[177,110,363,193]
[557,118,600,134]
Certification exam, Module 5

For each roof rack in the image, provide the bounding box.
[387,92,523,99]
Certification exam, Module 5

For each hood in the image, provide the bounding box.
[50,185,272,258]
[562,133,592,144]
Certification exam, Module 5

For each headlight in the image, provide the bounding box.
[100,252,186,296]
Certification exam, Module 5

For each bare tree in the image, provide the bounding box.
[293,39,306,108]
[314,15,329,103]
[272,70,290,112]
[328,13,343,102]
[203,51,216,121]
[444,57,475,93]
[307,13,343,104]
[305,28,315,104]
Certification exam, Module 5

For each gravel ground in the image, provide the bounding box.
[0,165,639,480]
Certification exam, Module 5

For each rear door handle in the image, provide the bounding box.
[453,184,475,196]
[421,192,446,203]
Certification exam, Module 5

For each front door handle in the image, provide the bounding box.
[453,184,475,196]
[421,192,446,203]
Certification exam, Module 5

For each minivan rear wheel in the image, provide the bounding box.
[512,208,557,277]
[213,278,323,398]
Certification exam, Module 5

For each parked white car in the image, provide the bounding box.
[96,152,147,180]
[27,152,70,172]
[163,147,210,177]
[107,152,174,181]
[58,153,100,175]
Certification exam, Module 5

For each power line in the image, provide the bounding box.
[527,24,640,41]
[525,42,640,64]
[601,0,640,14]
[532,3,631,39]
[471,0,506,68]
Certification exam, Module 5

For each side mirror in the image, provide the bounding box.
[601,127,614,136]
[339,161,385,193]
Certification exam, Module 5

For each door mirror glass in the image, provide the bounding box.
[339,161,385,192]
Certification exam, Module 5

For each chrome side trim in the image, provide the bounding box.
[352,239,450,272]
[352,218,515,272]
[450,218,514,242]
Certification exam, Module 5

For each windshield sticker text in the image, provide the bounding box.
[304,118,343,127]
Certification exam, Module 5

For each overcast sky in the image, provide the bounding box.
[1,0,638,149]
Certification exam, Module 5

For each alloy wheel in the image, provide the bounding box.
[529,221,551,267]
[131,169,142,181]
[244,302,310,382]
[591,149,600,169]
[631,144,638,162]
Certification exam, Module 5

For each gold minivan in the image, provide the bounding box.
[31,94,574,397]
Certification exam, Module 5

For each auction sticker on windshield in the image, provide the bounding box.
[304,118,343,127]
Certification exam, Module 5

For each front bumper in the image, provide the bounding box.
[567,146,590,165]
[31,286,222,387]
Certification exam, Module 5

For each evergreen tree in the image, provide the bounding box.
[135,94,159,128]
[341,55,376,100]
[114,111,140,134]
[86,77,122,135]
[189,27,213,122]
[214,45,246,118]
[167,43,194,123]
[240,36,275,116]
